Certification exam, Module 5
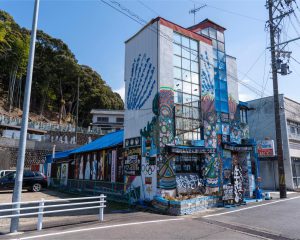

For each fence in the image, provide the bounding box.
[50,178,139,204]
[0,114,110,135]
[0,195,106,231]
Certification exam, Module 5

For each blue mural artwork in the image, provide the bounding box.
[126,54,156,110]
[200,51,214,96]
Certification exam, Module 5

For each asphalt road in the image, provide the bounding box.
[4,193,300,240]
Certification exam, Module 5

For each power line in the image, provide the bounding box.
[190,0,265,22]
[137,0,160,16]
[100,0,300,117]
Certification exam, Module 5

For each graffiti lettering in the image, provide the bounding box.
[176,174,205,194]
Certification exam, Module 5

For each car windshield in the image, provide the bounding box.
[5,172,16,179]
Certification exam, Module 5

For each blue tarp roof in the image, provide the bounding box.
[48,130,124,161]
[71,130,124,154]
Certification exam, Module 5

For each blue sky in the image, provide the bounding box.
[1,0,300,102]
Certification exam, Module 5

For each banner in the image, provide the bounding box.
[111,150,117,183]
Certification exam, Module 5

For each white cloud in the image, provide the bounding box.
[114,84,125,101]
[239,93,256,102]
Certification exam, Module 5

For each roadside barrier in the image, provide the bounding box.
[0,194,106,231]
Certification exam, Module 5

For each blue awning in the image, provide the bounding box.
[71,130,124,154]
[47,130,124,161]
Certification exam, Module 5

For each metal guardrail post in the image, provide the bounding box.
[37,198,44,231]
[99,194,104,221]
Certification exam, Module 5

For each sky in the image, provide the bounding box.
[1,0,300,103]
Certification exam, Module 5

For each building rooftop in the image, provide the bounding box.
[90,109,125,115]
[125,16,212,45]
[188,18,226,33]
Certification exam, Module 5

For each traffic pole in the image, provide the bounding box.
[10,0,40,233]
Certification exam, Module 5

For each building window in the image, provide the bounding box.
[173,31,202,145]
[97,117,109,123]
[116,118,124,123]
[240,108,247,124]
[290,126,296,134]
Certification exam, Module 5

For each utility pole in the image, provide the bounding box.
[189,4,207,25]
[266,0,297,198]
[75,76,80,144]
[10,0,40,233]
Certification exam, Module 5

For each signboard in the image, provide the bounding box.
[257,140,275,157]
[125,137,141,148]
[111,150,117,183]
[223,144,253,152]
[124,148,141,176]
[167,146,216,154]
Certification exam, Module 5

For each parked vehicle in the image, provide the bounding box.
[0,170,47,192]
[0,170,15,178]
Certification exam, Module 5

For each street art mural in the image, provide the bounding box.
[158,154,176,190]
[79,156,84,180]
[201,50,217,149]
[85,154,91,180]
[92,153,97,180]
[159,89,175,148]
[233,153,244,203]
[126,54,156,110]
[176,173,205,195]
[203,153,219,193]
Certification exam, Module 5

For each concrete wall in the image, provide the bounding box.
[124,21,158,141]
[226,55,239,103]
[0,137,79,169]
[247,95,294,189]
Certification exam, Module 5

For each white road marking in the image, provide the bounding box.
[16,218,185,240]
[203,195,300,218]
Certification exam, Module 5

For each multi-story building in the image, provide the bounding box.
[123,17,258,206]
[90,109,124,133]
[247,95,300,190]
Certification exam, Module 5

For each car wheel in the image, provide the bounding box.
[32,183,42,192]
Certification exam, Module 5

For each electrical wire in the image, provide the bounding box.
[100,0,300,118]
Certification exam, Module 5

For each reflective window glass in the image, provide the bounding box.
[191,61,199,73]
[174,91,183,104]
[182,71,191,82]
[221,101,229,113]
[212,39,217,48]
[174,67,181,79]
[220,80,227,90]
[191,50,198,62]
[192,84,200,96]
[182,58,190,70]
[209,27,217,39]
[173,43,181,56]
[218,41,225,52]
[174,79,182,91]
[182,81,192,94]
[182,47,190,59]
[217,31,224,42]
[190,39,198,51]
[173,55,181,68]
[191,72,199,84]
[183,93,192,104]
[201,28,209,36]
[174,32,181,44]
[182,36,190,48]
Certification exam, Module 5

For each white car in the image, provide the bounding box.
[0,170,15,178]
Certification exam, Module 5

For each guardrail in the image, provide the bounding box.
[0,194,106,231]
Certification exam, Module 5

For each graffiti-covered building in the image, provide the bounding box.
[123,17,259,212]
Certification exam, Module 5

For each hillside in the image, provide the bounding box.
[0,10,124,127]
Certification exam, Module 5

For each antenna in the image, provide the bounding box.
[189,4,207,24]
